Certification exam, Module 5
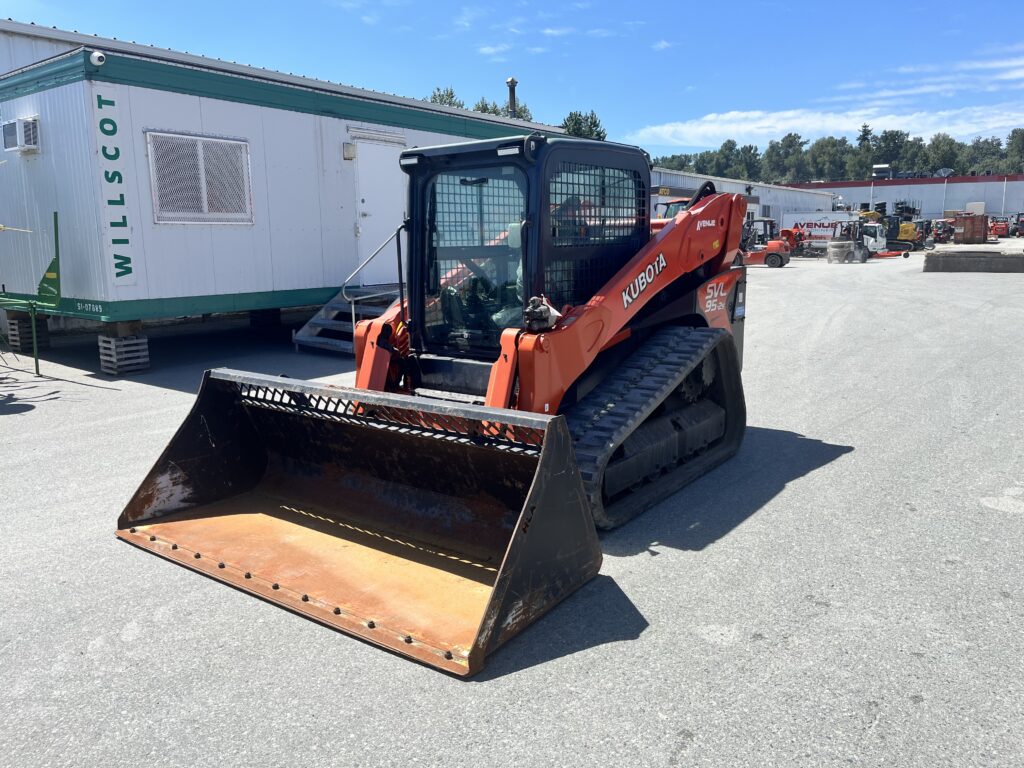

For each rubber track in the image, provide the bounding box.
[565,326,744,530]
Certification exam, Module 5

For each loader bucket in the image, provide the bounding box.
[116,369,601,676]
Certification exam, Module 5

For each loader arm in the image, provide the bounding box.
[490,192,746,414]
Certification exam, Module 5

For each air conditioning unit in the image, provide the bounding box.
[1,117,40,152]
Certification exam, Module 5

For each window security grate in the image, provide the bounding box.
[147,132,253,223]
[548,162,644,247]
[545,161,645,309]
[20,119,38,148]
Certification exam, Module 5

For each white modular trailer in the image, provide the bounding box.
[0,46,556,323]
[651,168,834,221]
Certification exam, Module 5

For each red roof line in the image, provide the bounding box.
[788,174,1024,190]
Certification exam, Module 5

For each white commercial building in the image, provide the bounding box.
[790,175,1024,218]
[651,168,835,222]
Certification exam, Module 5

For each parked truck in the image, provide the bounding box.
[780,211,859,257]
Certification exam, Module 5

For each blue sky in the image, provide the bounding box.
[4,0,1022,155]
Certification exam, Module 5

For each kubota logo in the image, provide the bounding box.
[622,252,668,309]
[696,219,716,231]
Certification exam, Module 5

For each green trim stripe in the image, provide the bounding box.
[0,50,88,102]
[0,286,339,322]
[2,50,544,139]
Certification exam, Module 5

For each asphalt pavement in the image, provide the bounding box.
[2,254,1022,767]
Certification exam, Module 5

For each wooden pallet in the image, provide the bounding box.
[98,334,150,375]
[5,317,51,353]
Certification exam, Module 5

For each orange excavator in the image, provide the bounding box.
[116,135,749,676]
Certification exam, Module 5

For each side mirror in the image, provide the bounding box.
[507,222,522,250]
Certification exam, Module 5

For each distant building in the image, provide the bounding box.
[651,168,834,222]
[789,175,1024,218]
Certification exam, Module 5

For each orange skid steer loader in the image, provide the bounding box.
[117,135,749,676]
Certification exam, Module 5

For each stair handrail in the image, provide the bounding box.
[340,224,405,340]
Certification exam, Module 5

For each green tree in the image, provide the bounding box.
[899,137,929,176]
[692,150,718,175]
[474,97,532,120]
[926,132,962,173]
[856,123,874,147]
[846,123,874,180]
[872,129,909,170]
[560,110,606,140]
[762,132,808,183]
[730,144,762,180]
[473,97,501,114]
[428,86,465,109]
[806,136,852,181]
[653,153,694,171]
[710,140,738,177]
[1006,128,1024,173]
[761,139,785,182]
[510,101,533,121]
[960,136,1005,175]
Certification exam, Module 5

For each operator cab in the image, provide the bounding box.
[400,135,651,393]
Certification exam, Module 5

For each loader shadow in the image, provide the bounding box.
[476,427,851,679]
[474,574,648,681]
[601,426,854,557]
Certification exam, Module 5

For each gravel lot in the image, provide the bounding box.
[2,253,1022,767]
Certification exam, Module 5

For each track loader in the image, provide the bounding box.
[117,135,748,676]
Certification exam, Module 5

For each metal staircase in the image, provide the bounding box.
[293,226,404,355]
[292,285,399,354]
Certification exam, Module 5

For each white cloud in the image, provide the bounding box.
[625,103,1024,147]
[360,13,378,24]
[836,81,866,90]
[542,27,573,36]
[957,56,1024,71]
[980,41,1024,54]
[454,5,485,28]
[817,83,962,103]
[586,28,615,37]
[652,40,673,51]
[527,46,548,54]
[492,15,526,34]
[995,68,1024,80]
[478,43,512,55]
[894,64,939,73]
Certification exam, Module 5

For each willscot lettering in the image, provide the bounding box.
[96,94,132,279]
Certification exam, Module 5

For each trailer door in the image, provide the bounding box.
[354,140,407,286]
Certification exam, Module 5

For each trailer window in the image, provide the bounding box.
[147,132,253,224]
